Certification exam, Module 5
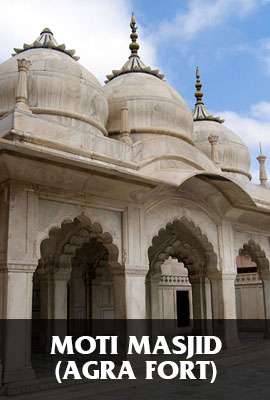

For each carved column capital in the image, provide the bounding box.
[0,262,37,273]
[208,134,219,165]
[125,264,149,277]
[208,134,219,145]
[17,58,31,72]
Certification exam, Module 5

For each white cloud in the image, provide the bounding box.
[219,109,270,147]
[257,38,270,74]
[0,0,157,83]
[216,103,270,183]
[251,101,270,121]
[158,0,262,41]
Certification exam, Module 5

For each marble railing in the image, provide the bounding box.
[235,272,262,285]
[160,274,190,285]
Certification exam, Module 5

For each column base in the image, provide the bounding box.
[3,366,35,384]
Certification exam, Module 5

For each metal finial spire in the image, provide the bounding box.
[40,27,53,35]
[129,13,140,56]
[195,66,203,104]
[105,13,164,82]
[193,67,224,123]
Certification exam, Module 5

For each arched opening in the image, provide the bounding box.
[146,217,218,333]
[235,240,270,333]
[31,215,123,359]
[67,238,114,324]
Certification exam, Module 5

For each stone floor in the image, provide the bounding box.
[1,335,269,399]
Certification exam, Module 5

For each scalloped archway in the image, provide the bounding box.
[38,214,120,273]
[33,214,123,322]
[148,217,217,276]
[236,240,270,327]
[239,240,270,274]
[147,217,218,322]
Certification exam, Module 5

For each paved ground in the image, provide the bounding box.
[1,336,270,399]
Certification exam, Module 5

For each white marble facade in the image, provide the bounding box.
[0,20,270,384]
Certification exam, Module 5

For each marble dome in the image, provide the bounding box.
[0,28,108,136]
[192,68,251,180]
[194,120,251,180]
[104,16,193,144]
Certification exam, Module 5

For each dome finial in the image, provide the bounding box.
[129,12,140,56]
[195,66,203,104]
[193,66,224,123]
[40,27,53,35]
[13,27,79,60]
[105,13,164,82]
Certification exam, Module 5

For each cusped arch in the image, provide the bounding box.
[148,216,217,276]
[39,214,120,272]
[239,239,270,274]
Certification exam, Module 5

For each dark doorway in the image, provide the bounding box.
[176,290,190,327]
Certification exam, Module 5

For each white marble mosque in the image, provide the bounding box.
[0,15,270,385]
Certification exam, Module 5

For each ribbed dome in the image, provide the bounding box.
[104,72,193,143]
[104,14,193,144]
[193,120,251,180]
[0,28,108,136]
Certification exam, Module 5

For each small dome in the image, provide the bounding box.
[192,68,251,180]
[0,28,108,136]
[194,120,251,180]
[103,15,193,144]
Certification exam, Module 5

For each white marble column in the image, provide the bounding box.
[220,273,237,319]
[1,264,36,383]
[261,271,270,338]
[189,274,213,334]
[125,266,148,319]
[39,272,54,319]
[111,265,126,319]
[216,273,239,347]
[148,274,161,319]
[189,275,207,320]
[125,266,149,358]
[216,221,240,346]
[69,275,86,319]
[0,183,39,383]
[208,273,223,319]
[52,269,70,319]
[122,205,148,319]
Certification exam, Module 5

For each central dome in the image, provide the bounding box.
[0,28,108,136]
[103,15,193,143]
[104,72,193,143]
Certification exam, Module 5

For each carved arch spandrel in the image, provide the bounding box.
[148,216,218,276]
[38,215,121,274]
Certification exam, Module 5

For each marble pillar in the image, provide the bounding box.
[125,266,148,319]
[261,271,270,338]
[1,264,36,384]
[219,273,239,347]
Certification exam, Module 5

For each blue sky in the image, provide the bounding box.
[0,0,269,181]
[134,0,270,112]
[132,0,270,180]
